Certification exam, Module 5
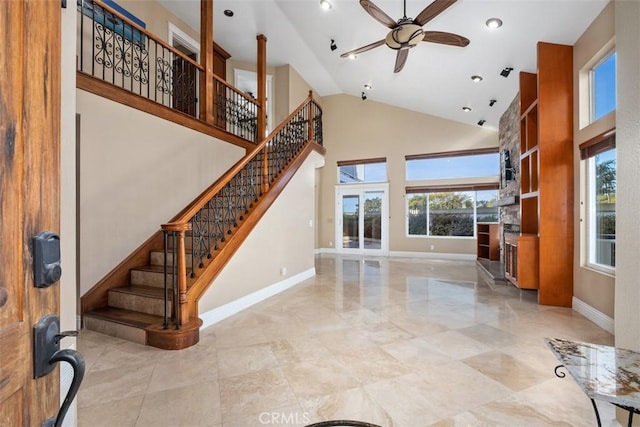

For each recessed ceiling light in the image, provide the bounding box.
[486,18,503,29]
[223,9,234,17]
[462,107,472,112]
[364,84,372,90]
[471,75,483,82]
[320,0,332,10]
[348,53,357,60]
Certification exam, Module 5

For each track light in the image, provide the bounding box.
[500,67,513,78]
[361,92,367,101]
[330,39,337,51]
[477,119,486,126]
[489,99,497,107]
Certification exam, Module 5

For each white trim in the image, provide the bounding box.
[318,247,337,254]
[389,251,476,261]
[234,69,274,134]
[335,183,390,256]
[572,296,615,334]
[200,268,315,329]
[167,22,200,55]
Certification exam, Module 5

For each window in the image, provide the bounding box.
[406,150,499,180]
[591,51,616,122]
[338,158,387,183]
[407,187,498,237]
[581,131,616,270]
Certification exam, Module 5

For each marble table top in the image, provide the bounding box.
[546,338,640,409]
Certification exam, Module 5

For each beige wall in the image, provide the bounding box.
[118,0,198,44]
[614,0,640,350]
[317,94,498,255]
[199,150,325,312]
[572,2,616,318]
[77,90,244,295]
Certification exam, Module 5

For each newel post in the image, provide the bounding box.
[257,34,269,194]
[161,222,192,327]
[307,90,314,142]
[199,0,214,124]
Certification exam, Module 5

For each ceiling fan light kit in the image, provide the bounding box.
[341,0,469,73]
[385,22,424,50]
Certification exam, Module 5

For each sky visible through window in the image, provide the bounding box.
[406,153,499,181]
[593,52,616,121]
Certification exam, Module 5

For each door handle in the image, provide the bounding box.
[34,315,85,427]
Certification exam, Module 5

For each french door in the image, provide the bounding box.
[335,184,389,255]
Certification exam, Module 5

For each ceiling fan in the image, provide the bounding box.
[341,0,470,73]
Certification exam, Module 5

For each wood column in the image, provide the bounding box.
[307,90,314,142]
[257,34,269,193]
[199,0,214,124]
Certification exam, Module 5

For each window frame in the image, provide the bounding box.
[589,49,616,123]
[405,185,499,239]
[581,130,616,274]
[337,157,387,184]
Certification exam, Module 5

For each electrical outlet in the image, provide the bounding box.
[329,241,333,247]
[429,245,435,251]
[280,267,287,276]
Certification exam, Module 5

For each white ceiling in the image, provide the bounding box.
[158,0,609,130]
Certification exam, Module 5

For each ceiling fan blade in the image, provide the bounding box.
[422,31,470,47]
[359,0,397,29]
[340,39,386,58]
[394,49,409,73]
[414,0,458,27]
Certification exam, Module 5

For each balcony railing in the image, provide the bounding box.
[76,0,260,143]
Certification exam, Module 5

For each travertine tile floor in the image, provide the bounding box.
[78,255,615,426]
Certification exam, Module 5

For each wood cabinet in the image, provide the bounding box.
[510,42,573,306]
[477,223,500,261]
[504,233,539,289]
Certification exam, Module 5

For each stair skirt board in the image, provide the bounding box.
[200,268,316,329]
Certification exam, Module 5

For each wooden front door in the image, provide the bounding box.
[0,1,62,425]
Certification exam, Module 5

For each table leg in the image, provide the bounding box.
[590,399,602,427]
[627,410,633,427]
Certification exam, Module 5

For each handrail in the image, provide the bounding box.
[161,92,322,327]
[91,0,203,71]
[171,92,317,224]
[213,73,260,106]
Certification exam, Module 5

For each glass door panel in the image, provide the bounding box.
[342,195,359,249]
[363,191,383,249]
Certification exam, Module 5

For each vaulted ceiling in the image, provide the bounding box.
[158,0,609,129]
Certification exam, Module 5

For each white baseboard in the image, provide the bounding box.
[317,247,337,254]
[316,248,475,261]
[389,251,476,261]
[572,297,615,334]
[200,268,315,329]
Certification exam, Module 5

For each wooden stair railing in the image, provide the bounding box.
[81,93,324,349]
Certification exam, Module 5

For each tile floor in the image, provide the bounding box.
[77,255,615,427]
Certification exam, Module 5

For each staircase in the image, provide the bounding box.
[81,94,324,349]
